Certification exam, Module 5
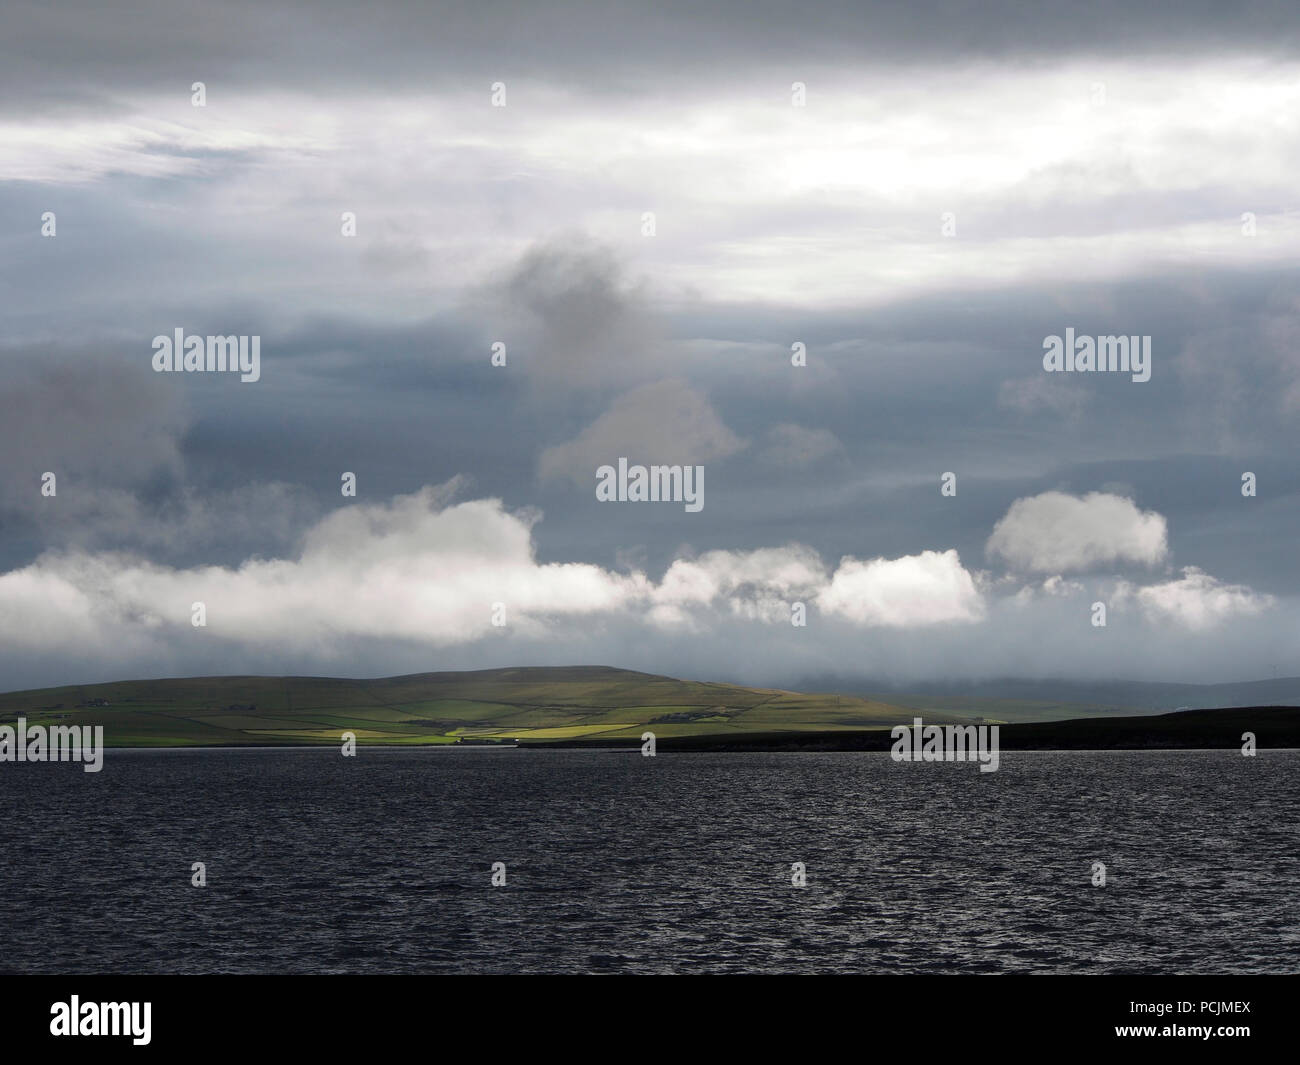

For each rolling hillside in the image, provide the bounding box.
[0,666,946,747]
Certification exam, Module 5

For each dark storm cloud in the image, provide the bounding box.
[0,345,187,519]
[477,235,666,391]
[0,342,337,570]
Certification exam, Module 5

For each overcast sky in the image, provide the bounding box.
[2,1,1299,690]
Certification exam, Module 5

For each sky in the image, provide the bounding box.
[1,1,1299,690]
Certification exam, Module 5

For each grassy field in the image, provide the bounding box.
[0,666,970,747]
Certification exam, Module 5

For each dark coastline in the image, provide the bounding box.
[522,705,1300,752]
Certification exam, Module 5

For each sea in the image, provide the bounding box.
[1,748,1296,973]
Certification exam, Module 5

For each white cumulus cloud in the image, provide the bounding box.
[818,549,984,627]
[986,491,1168,573]
[0,485,650,653]
[1126,567,1274,630]
[650,545,827,626]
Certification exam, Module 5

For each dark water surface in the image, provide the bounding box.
[1,748,1296,973]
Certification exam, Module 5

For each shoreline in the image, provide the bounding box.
[38,704,1300,752]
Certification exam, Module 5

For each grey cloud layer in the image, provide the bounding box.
[6,1,1300,114]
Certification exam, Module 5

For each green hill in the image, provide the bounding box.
[0,666,948,747]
